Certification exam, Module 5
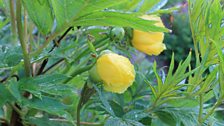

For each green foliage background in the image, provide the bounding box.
[0,0,224,126]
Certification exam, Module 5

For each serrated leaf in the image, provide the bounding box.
[22,96,73,123]
[19,74,71,98]
[93,84,115,116]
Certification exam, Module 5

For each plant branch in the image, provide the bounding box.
[76,82,96,126]
[63,37,109,74]
[16,0,31,77]
[9,103,22,126]
[42,58,65,74]
[37,27,73,75]
[64,63,94,83]
[9,0,16,40]
[32,26,74,57]
[0,75,19,83]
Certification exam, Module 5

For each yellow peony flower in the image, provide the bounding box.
[132,15,166,55]
[96,52,135,94]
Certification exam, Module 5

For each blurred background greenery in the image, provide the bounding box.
[0,0,224,125]
[159,0,196,69]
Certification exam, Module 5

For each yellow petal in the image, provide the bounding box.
[132,15,166,56]
[134,43,166,55]
[96,53,135,93]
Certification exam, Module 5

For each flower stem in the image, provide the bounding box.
[76,82,96,126]
[9,0,17,41]
[16,0,31,77]
[64,63,94,83]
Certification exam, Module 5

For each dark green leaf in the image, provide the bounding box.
[19,74,71,98]
[0,46,23,68]
[93,84,115,116]
[22,96,73,123]
[0,85,15,107]
[109,100,124,117]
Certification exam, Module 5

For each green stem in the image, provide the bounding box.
[63,37,109,74]
[73,37,109,63]
[146,93,162,112]
[16,0,31,77]
[64,64,94,83]
[76,83,96,126]
[24,10,28,46]
[31,24,73,57]
[76,97,82,126]
[198,94,203,125]
[9,0,17,41]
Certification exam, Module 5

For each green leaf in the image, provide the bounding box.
[50,0,83,31]
[7,81,22,102]
[144,79,157,97]
[22,96,73,123]
[153,61,163,94]
[123,110,148,121]
[148,0,168,13]
[0,46,23,68]
[74,11,168,32]
[167,97,198,108]
[51,0,127,31]
[0,18,9,29]
[0,85,15,107]
[155,111,177,126]
[93,84,115,116]
[105,117,144,126]
[19,74,71,98]
[154,107,198,126]
[22,0,53,34]
[109,100,124,117]
[104,117,127,126]
[27,116,73,126]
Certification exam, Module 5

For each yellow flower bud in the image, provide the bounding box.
[132,15,166,55]
[96,52,135,94]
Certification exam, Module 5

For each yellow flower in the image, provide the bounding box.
[132,15,166,55]
[96,52,135,94]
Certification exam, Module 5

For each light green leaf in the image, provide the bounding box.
[51,0,127,31]
[22,0,53,34]
[74,11,168,32]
